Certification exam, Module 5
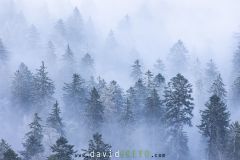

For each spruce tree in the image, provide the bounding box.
[164,73,194,160]
[63,73,86,115]
[104,80,124,120]
[131,59,142,81]
[120,99,135,129]
[47,101,65,136]
[164,73,194,127]
[209,74,227,101]
[227,122,240,160]
[144,70,154,90]
[33,61,55,106]
[144,89,164,124]
[0,139,10,159]
[153,73,165,98]
[0,38,8,63]
[132,79,147,117]
[83,133,111,160]
[11,63,35,107]
[198,95,230,160]
[48,137,75,160]
[21,113,44,160]
[168,40,188,74]
[63,45,74,63]
[3,148,21,160]
[81,53,94,79]
[85,88,104,131]
[205,59,219,87]
[67,7,84,42]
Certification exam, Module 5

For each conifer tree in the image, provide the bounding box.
[153,73,165,98]
[133,79,147,117]
[131,59,142,81]
[21,113,44,160]
[168,40,188,74]
[209,74,227,101]
[83,133,111,160]
[63,45,74,63]
[47,101,64,136]
[198,95,230,160]
[63,73,86,115]
[227,122,240,160]
[11,63,35,107]
[81,53,95,79]
[164,73,194,127]
[0,139,10,159]
[3,148,21,160]
[120,99,135,129]
[145,89,164,124]
[48,137,75,160]
[85,88,104,131]
[104,80,124,120]
[33,61,55,107]
[205,59,219,87]
[67,7,84,42]
[144,70,154,91]
[164,74,194,160]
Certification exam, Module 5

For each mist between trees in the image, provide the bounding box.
[1,1,240,160]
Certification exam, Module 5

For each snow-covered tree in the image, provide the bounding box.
[132,79,147,117]
[120,99,135,129]
[198,95,230,160]
[144,89,164,124]
[164,73,194,127]
[144,70,154,91]
[205,59,219,88]
[21,113,44,160]
[0,139,10,159]
[83,133,111,160]
[66,7,84,42]
[209,74,227,101]
[131,59,143,81]
[153,73,165,98]
[27,25,40,48]
[103,80,124,121]
[48,137,75,160]
[63,73,86,116]
[47,101,64,136]
[164,74,194,160]
[3,148,21,160]
[227,121,240,160]
[81,53,94,79]
[33,61,55,107]
[85,88,104,131]
[168,40,188,74]
[11,63,35,107]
